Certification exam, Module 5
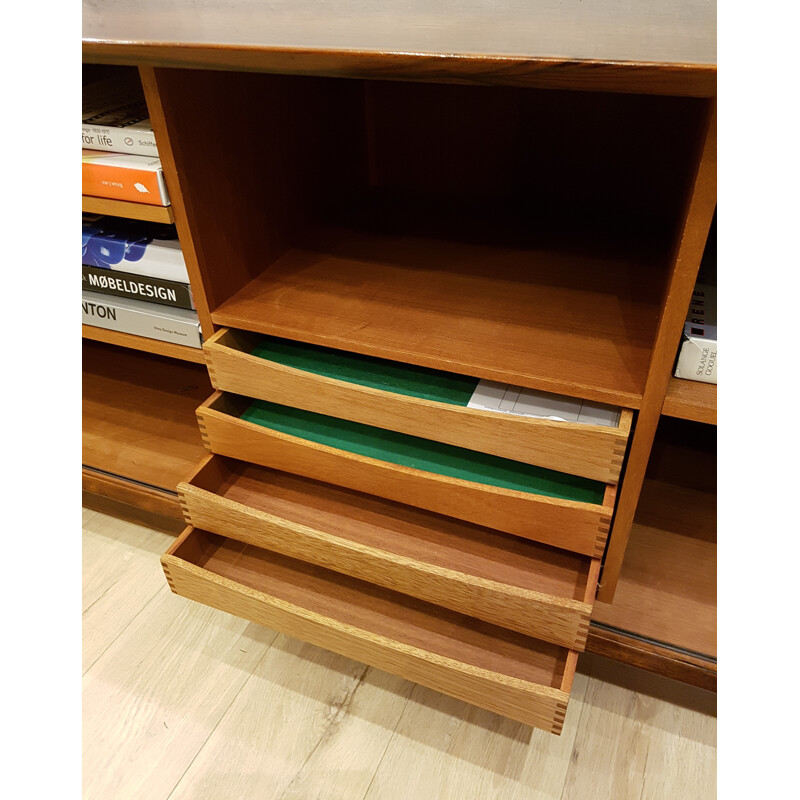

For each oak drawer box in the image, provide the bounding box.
[162,526,579,733]
[204,329,632,484]
[178,454,601,649]
[196,391,616,557]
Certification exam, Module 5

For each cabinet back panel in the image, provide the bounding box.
[154,68,708,322]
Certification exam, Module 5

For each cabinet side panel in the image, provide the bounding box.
[143,68,368,328]
[597,102,716,601]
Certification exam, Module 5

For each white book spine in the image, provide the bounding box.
[674,282,717,384]
[81,124,159,157]
[82,291,202,348]
[674,338,718,384]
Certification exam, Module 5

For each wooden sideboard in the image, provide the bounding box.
[82,0,717,731]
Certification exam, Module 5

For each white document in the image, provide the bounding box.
[468,380,620,427]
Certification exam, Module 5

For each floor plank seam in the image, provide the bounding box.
[637,739,651,800]
[82,583,169,678]
[560,677,592,800]
[163,637,277,800]
[358,687,413,800]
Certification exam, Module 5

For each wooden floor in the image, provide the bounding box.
[83,508,717,800]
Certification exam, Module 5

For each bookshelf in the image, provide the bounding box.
[211,228,664,408]
[82,340,212,519]
[82,195,174,224]
[590,417,716,687]
[82,324,205,364]
[663,377,717,425]
[82,1,717,726]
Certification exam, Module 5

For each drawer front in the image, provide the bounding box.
[162,526,577,734]
[205,328,632,484]
[196,392,616,558]
[178,454,600,649]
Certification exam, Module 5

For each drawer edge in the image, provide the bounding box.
[196,396,612,557]
[161,542,573,733]
[205,329,631,483]
[179,479,595,649]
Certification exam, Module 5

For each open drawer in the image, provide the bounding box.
[179,454,600,649]
[196,392,616,557]
[204,328,632,484]
[162,526,579,733]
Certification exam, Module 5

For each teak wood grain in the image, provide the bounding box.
[162,526,575,733]
[178,454,600,649]
[204,328,632,483]
[138,66,216,338]
[662,377,717,425]
[82,325,207,364]
[592,476,716,660]
[598,103,717,601]
[82,467,184,524]
[195,392,616,557]
[585,624,716,692]
[211,229,665,409]
[148,70,709,411]
[82,340,212,492]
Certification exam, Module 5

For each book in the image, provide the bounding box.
[674,282,717,384]
[83,74,158,157]
[82,290,202,348]
[82,215,189,283]
[82,149,170,206]
[82,264,195,310]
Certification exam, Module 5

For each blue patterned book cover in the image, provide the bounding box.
[82,214,189,283]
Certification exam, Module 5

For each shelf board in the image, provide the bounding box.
[82,340,212,492]
[213,227,664,408]
[592,477,716,661]
[585,624,716,691]
[662,377,716,424]
[83,195,174,224]
[82,465,185,526]
[82,324,206,364]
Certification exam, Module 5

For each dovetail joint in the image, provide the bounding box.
[574,620,591,651]
[162,567,176,592]
[178,498,192,524]
[206,363,219,388]
[196,421,212,451]
[551,703,568,734]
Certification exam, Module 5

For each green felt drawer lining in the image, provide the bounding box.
[250,335,478,405]
[240,400,605,504]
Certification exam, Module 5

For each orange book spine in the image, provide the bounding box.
[82,161,166,206]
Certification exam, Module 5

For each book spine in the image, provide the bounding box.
[82,160,170,206]
[82,293,202,349]
[674,335,718,384]
[81,124,159,157]
[82,265,195,310]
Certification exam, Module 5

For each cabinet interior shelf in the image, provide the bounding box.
[82,340,212,492]
[591,417,716,662]
[83,194,174,224]
[662,377,717,425]
[82,324,206,364]
[213,225,666,409]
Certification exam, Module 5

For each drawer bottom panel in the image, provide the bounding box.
[162,527,578,734]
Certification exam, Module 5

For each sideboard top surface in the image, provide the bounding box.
[83,0,716,95]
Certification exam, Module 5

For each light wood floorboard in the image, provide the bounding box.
[82,509,175,673]
[82,509,716,800]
